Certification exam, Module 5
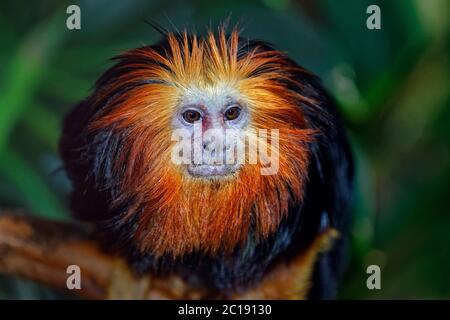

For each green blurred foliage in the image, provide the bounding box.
[0,0,449,299]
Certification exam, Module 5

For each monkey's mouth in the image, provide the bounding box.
[186,164,240,178]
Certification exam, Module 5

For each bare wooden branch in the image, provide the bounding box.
[0,210,337,299]
[0,211,113,298]
[0,211,214,299]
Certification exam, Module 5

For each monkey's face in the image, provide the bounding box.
[172,84,248,179]
[89,29,314,257]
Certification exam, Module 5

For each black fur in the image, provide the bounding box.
[59,35,353,298]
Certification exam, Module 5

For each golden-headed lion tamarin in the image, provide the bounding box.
[60,26,353,299]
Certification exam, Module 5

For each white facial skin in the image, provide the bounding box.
[172,86,249,178]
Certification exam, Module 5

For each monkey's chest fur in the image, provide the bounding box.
[105,228,337,299]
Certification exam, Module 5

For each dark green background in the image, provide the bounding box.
[0,0,449,299]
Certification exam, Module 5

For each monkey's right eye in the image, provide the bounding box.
[182,110,202,123]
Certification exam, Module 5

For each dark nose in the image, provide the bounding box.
[202,139,228,162]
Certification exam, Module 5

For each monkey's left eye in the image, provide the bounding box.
[224,105,241,121]
[182,110,202,123]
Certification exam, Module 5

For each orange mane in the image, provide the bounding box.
[89,28,315,258]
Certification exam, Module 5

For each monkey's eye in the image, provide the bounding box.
[224,105,241,121]
[182,110,202,123]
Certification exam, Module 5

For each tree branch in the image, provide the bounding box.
[0,211,113,298]
[0,210,337,299]
[0,211,209,299]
